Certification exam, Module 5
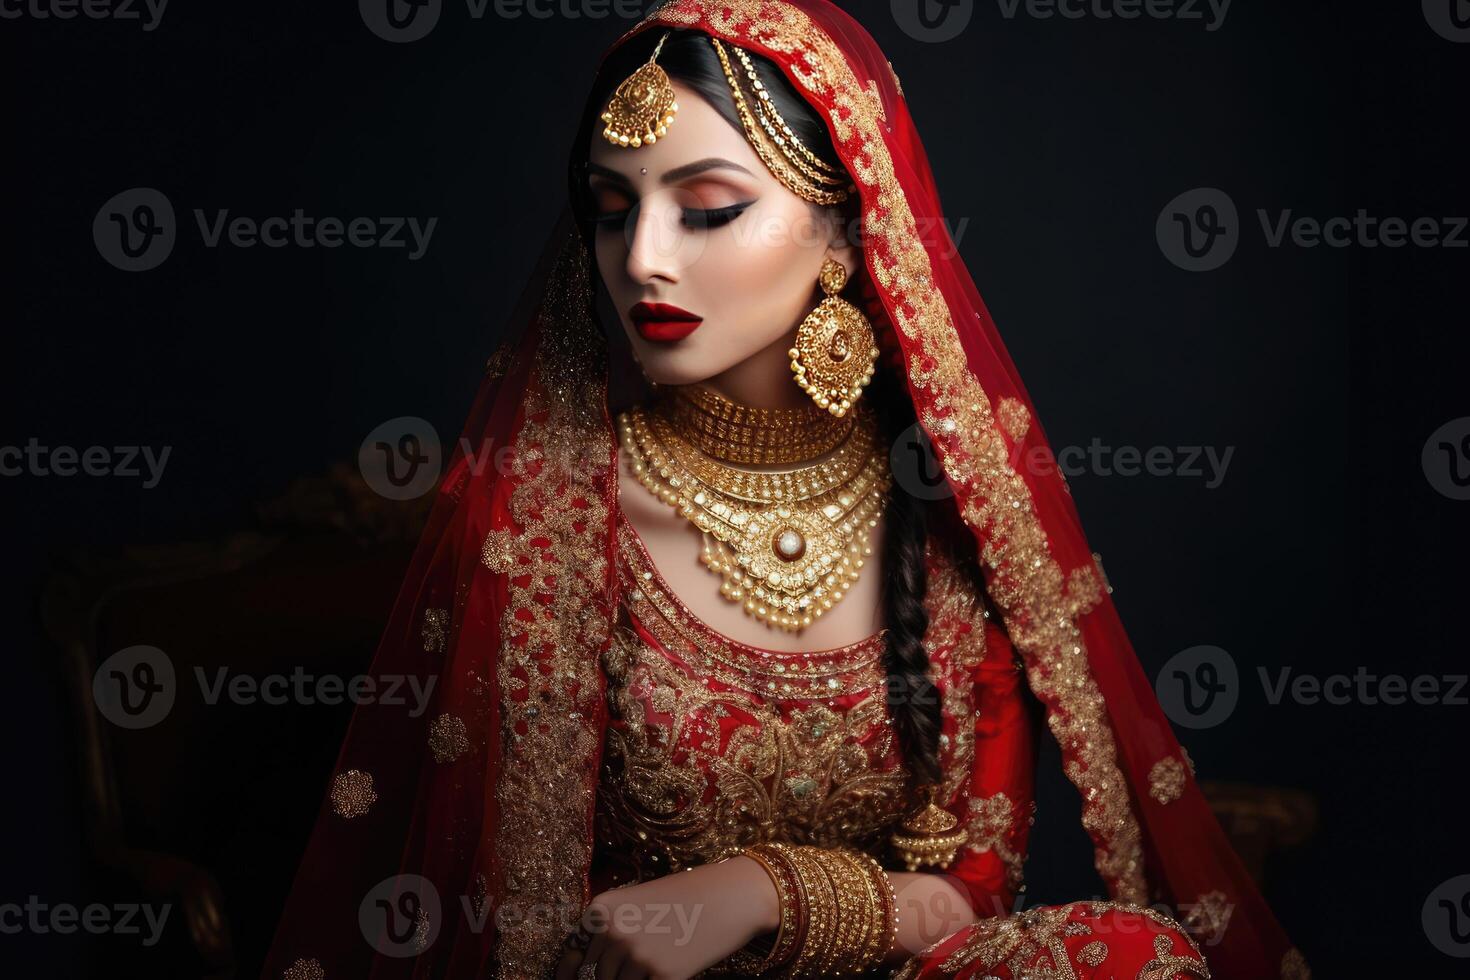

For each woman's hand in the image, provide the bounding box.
[554,855,780,980]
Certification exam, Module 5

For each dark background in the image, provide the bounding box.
[6,0,1467,975]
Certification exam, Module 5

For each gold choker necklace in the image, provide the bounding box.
[665,384,855,466]
[619,398,889,633]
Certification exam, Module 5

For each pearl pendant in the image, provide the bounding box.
[773,528,806,561]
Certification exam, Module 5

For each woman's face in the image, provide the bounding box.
[587,79,857,387]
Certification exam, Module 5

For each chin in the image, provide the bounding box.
[633,356,729,388]
[628,334,765,387]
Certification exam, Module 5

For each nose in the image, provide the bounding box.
[623,196,683,286]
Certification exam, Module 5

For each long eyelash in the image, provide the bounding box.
[593,209,631,228]
[682,201,754,230]
[591,201,755,231]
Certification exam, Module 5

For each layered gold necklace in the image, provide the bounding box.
[618,385,890,633]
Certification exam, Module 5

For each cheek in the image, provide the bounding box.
[594,237,624,291]
[700,209,822,329]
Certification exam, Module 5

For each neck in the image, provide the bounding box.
[695,326,812,411]
[657,359,858,469]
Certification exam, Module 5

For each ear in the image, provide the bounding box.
[825,213,862,287]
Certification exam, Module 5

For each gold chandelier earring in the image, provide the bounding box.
[790,258,879,418]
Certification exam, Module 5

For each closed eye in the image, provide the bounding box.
[592,201,756,232]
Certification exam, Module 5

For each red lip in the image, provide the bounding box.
[631,302,703,343]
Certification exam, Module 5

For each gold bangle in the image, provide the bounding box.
[723,845,806,975]
[849,848,900,973]
[784,844,839,978]
[790,846,897,977]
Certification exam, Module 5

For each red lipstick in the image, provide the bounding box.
[631,302,703,343]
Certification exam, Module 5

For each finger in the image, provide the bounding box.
[556,923,597,980]
[579,928,608,979]
[553,946,583,980]
[616,960,650,980]
[597,943,628,980]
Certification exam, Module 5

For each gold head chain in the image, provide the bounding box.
[599,30,854,205]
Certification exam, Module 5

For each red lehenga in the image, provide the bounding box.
[263,2,1306,978]
[597,508,1208,980]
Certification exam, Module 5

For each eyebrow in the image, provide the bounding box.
[586,157,757,185]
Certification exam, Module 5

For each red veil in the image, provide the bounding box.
[263,2,1304,977]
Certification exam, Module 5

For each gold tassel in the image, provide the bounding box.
[890,795,968,872]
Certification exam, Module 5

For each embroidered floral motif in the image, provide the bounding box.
[1077,940,1108,966]
[1183,890,1233,945]
[964,792,1029,893]
[427,713,469,764]
[281,959,324,980]
[1280,946,1311,979]
[997,396,1031,441]
[1139,930,1212,980]
[889,901,1209,980]
[485,340,515,380]
[421,607,448,654]
[480,230,613,980]
[328,769,377,819]
[1149,757,1188,806]
[411,905,431,953]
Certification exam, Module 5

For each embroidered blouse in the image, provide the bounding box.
[589,507,1038,919]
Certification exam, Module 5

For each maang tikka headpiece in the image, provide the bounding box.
[601,30,854,206]
[600,31,679,149]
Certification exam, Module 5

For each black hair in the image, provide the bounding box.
[570,27,954,802]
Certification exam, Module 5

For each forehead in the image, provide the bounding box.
[587,80,761,182]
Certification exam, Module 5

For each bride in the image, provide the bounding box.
[265,2,1304,977]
